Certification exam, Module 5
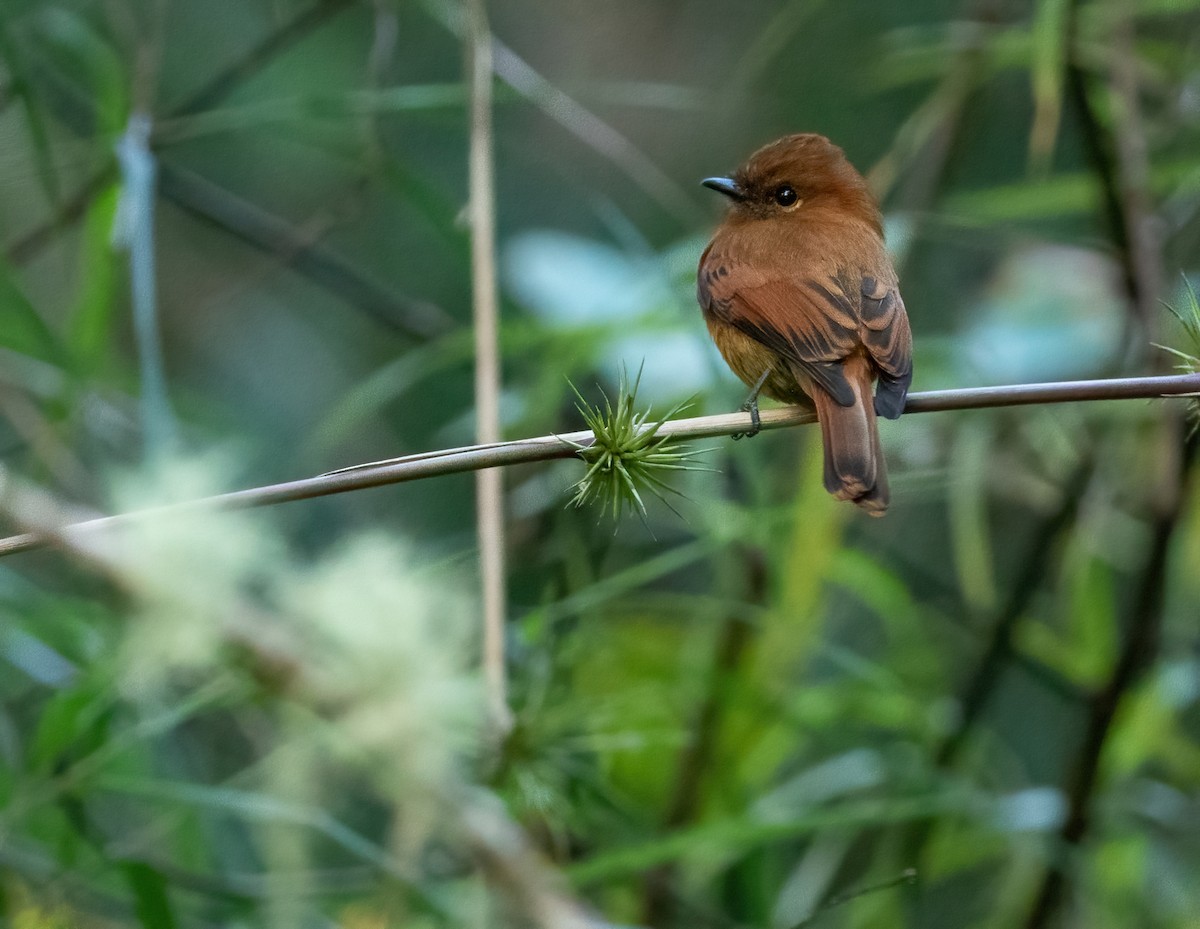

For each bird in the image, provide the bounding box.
[697,133,913,516]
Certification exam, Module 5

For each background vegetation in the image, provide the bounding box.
[1,0,1199,927]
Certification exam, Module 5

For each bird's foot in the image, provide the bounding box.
[732,396,762,440]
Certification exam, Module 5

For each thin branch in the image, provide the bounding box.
[1063,0,1161,350]
[158,164,453,340]
[1064,15,1133,321]
[114,113,177,456]
[935,458,1093,769]
[1023,27,1175,918]
[641,546,765,925]
[5,0,357,266]
[0,373,1196,559]
[867,0,991,212]
[487,39,700,226]
[465,0,510,735]
[418,0,699,227]
[170,0,357,118]
[1023,427,1196,929]
[1106,10,1162,334]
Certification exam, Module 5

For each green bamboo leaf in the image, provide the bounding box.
[1136,0,1200,13]
[945,172,1101,220]
[1028,0,1070,168]
[95,776,406,877]
[28,680,113,772]
[1068,555,1118,684]
[567,792,971,887]
[120,861,177,929]
[31,7,129,138]
[67,183,121,372]
[0,19,62,207]
[949,419,998,614]
[945,159,1200,221]
[0,257,65,365]
[767,437,847,684]
[1017,544,1116,686]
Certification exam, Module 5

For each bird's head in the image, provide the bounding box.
[702,133,881,233]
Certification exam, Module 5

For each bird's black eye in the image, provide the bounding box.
[774,185,798,207]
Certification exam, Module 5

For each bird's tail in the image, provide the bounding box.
[808,355,889,516]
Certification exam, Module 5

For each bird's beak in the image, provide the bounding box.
[701,176,745,201]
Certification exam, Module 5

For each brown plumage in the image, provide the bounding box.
[697,133,912,515]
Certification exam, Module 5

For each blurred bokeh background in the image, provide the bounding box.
[1,0,1199,927]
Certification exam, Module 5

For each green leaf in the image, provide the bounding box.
[30,7,129,138]
[29,681,115,772]
[120,860,177,929]
[95,777,405,877]
[0,18,63,207]
[945,172,1101,220]
[67,183,122,373]
[567,792,971,887]
[949,419,997,614]
[830,548,922,635]
[764,436,847,684]
[0,257,65,365]
[1066,555,1117,685]
[1028,0,1070,168]
[945,159,1200,221]
[1016,539,1116,687]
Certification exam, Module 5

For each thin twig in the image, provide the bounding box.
[114,113,177,456]
[418,0,698,226]
[465,0,511,735]
[1106,11,1162,334]
[172,0,357,117]
[0,373,1196,559]
[158,164,452,340]
[935,458,1093,768]
[488,39,699,226]
[1023,13,1175,927]
[1023,430,1196,929]
[5,0,357,266]
[867,0,991,211]
[1065,26,1129,316]
[641,547,765,925]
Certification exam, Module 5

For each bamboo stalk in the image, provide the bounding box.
[0,372,1195,559]
[464,0,511,734]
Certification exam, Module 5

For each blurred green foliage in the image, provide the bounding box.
[1,1,1199,927]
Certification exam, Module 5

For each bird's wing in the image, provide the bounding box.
[859,276,912,380]
[699,255,862,406]
[859,275,913,418]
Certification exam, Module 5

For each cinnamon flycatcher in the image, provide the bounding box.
[698,133,913,515]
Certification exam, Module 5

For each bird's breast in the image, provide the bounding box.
[705,315,813,406]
